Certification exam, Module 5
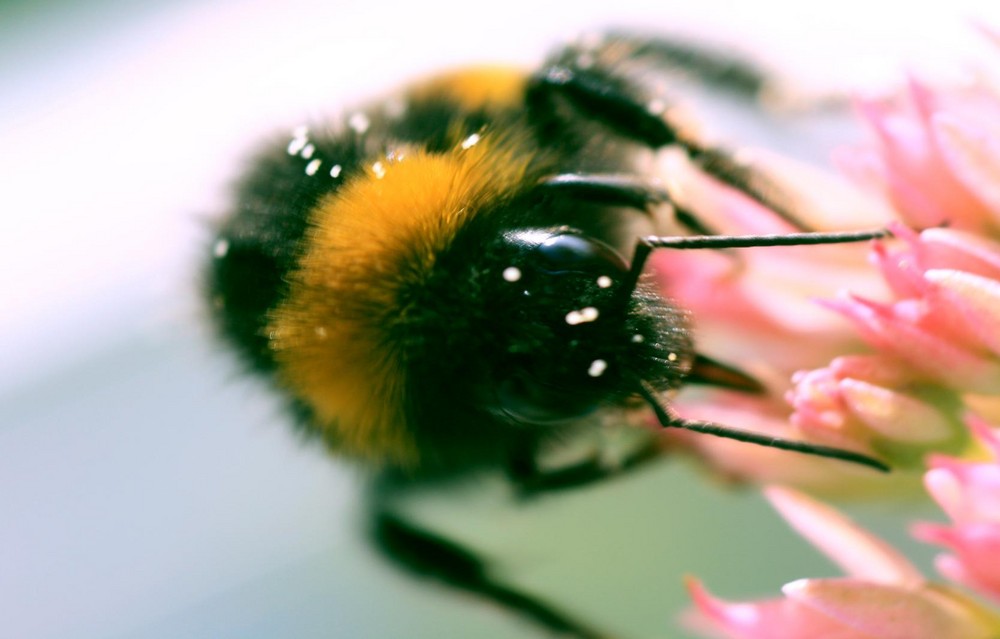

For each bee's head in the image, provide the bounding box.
[413,226,694,431]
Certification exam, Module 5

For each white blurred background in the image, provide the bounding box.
[3,1,999,638]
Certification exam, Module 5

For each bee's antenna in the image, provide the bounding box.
[637,381,890,472]
[616,227,890,307]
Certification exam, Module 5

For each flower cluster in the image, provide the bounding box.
[784,222,1000,470]
[666,49,1000,639]
[688,477,1000,639]
[651,151,901,489]
[786,77,1000,472]
[653,75,1000,484]
[914,416,1000,603]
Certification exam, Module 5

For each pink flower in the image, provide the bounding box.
[828,224,1000,392]
[676,37,1000,639]
[786,223,1000,468]
[838,77,1000,235]
[687,488,1000,639]
[787,361,962,469]
[786,73,1000,468]
[650,53,1000,483]
[914,417,1000,602]
[650,153,898,486]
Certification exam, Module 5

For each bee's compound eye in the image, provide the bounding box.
[484,228,628,425]
[502,229,627,277]
[495,372,602,424]
[531,231,629,276]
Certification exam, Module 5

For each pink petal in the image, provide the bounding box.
[926,524,1000,600]
[765,487,923,586]
[784,578,995,639]
[828,355,915,388]
[913,228,1000,280]
[924,269,1000,356]
[924,467,976,523]
[906,76,939,133]
[857,98,929,172]
[925,457,1000,525]
[934,553,979,593]
[854,76,1000,232]
[824,295,1000,393]
[932,113,1000,230]
[911,520,951,543]
[685,578,860,639]
[953,465,1000,522]
[838,379,955,444]
[833,145,889,196]
[883,169,953,228]
[854,101,941,227]
[869,241,929,299]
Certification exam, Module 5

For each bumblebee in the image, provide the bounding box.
[206,33,888,638]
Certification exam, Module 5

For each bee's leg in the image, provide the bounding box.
[526,36,809,229]
[370,510,616,639]
[527,62,682,148]
[536,174,722,237]
[597,32,772,99]
[506,435,664,498]
[601,32,850,112]
[536,173,669,213]
[678,142,810,232]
